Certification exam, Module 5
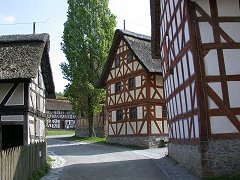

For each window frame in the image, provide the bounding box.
[163,106,167,118]
[127,52,133,63]
[116,109,123,122]
[129,107,137,120]
[115,56,120,67]
[115,82,121,93]
[128,77,135,90]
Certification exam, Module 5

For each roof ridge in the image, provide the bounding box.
[0,33,49,43]
[116,29,151,42]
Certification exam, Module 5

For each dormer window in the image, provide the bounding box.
[128,77,135,90]
[115,82,121,93]
[115,56,120,67]
[127,52,133,63]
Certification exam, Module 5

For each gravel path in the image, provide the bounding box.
[42,136,198,180]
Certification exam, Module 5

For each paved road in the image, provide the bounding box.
[42,136,198,180]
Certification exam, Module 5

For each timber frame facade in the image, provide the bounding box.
[151,0,240,177]
[98,29,168,148]
[46,99,76,129]
[0,34,55,150]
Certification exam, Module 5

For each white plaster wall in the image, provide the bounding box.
[112,111,116,122]
[156,75,163,86]
[130,122,136,134]
[0,83,12,103]
[220,23,240,42]
[217,0,240,17]
[151,121,159,134]
[210,116,238,134]
[228,81,240,108]
[188,51,195,76]
[120,124,125,135]
[185,85,192,112]
[135,76,141,87]
[135,89,141,99]
[155,106,162,118]
[1,115,23,121]
[28,115,35,143]
[110,84,115,94]
[127,123,134,134]
[194,0,211,16]
[204,50,220,76]
[141,121,147,134]
[6,83,24,105]
[199,22,214,43]
[137,106,143,119]
[194,115,199,138]
[109,125,114,135]
[164,120,168,133]
[208,82,223,101]
[224,49,240,75]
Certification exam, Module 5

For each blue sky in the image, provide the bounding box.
[0,0,151,92]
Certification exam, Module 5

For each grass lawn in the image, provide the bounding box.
[66,136,107,144]
[45,129,75,136]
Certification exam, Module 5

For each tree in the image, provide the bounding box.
[61,0,116,137]
[55,92,68,100]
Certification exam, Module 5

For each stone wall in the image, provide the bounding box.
[168,143,202,177]
[169,139,240,177]
[107,135,167,148]
[75,125,106,137]
[202,139,240,177]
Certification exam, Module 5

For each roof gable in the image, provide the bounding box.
[0,33,55,98]
[97,29,161,88]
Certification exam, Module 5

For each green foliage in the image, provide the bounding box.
[66,135,106,144]
[61,0,116,137]
[55,92,67,100]
[45,129,75,136]
[28,163,51,180]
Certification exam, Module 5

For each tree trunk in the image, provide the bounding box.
[88,96,96,137]
[88,115,95,137]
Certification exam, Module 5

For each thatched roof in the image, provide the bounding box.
[46,99,73,111]
[0,33,55,98]
[97,29,161,88]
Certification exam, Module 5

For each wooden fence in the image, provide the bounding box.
[0,142,47,180]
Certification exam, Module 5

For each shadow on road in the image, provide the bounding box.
[44,157,168,180]
[44,136,199,180]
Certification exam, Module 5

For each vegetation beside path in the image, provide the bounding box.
[65,136,107,144]
[45,129,75,136]
[29,156,53,180]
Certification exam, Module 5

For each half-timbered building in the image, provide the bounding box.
[0,33,55,150]
[151,0,240,176]
[98,29,168,148]
[46,99,76,129]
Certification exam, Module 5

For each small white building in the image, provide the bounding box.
[46,99,76,129]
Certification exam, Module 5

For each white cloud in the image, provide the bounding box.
[1,15,16,24]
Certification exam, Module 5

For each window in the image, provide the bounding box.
[115,56,120,67]
[127,52,133,63]
[128,78,135,90]
[115,82,121,93]
[163,106,167,118]
[117,110,123,122]
[129,107,137,120]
